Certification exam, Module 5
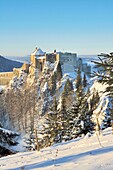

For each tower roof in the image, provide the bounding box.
[31,47,46,56]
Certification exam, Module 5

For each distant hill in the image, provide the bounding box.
[0,55,23,72]
[5,56,30,63]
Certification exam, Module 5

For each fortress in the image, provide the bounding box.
[29,48,78,74]
[29,48,90,74]
[0,48,91,85]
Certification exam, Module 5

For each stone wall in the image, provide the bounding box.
[0,72,14,78]
[0,62,30,85]
[30,55,37,67]
[59,53,77,67]
[0,72,14,85]
[36,58,45,71]
[21,63,30,73]
[46,54,56,63]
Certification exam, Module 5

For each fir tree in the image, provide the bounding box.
[62,78,73,97]
[63,78,73,96]
[93,52,113,131]
[66,78,73,93]
[58,94,70,141]
[67,87,94,138]
[83,73,87,88]
[61,78,74,108]
[90,89,100,112]
[62,84,67,98]
[76,67,82,91]
[0,126,19,156]
[50,73,57,95]
[57,62,62,81]
[61,92,67,111]
[93,52,113,97]
[67,100,81,138]
[38,97,62,147]
[78,93,93,135]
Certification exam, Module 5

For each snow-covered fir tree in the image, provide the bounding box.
[83,73,87,88]
[0,124,19,157]
[50,72,57,95]
[56,62,62,81]
[93,53,113,130]
[76,67,82,91]
[58,93,71,141]
[37,97,62,148]
[61,78,74,108]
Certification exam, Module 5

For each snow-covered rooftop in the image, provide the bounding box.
[35,56,46,60]
[31,48,46,56]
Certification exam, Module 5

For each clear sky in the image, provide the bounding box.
[0,0,113,56]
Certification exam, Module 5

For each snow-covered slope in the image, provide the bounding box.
[0,128,113,170]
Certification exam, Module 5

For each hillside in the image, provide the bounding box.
[0,127,113,170]
[0,53,112,170]
[5,55,30,63]
[0,55,23,72]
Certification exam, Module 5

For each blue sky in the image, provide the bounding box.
[0,0,113,56]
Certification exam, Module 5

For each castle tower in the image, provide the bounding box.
[30,47,46,68]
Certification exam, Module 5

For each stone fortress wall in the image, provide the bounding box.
[0,63,30,85]
[0,72,14,85]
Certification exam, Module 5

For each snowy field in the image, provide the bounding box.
[0,128,113,170]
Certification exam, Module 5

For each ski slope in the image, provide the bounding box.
[0,128,113,170]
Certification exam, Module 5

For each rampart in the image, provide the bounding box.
[0,62,30,85]
[0,72,14,85]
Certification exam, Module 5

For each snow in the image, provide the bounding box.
[42,82,48,92]
[60,72,76,88]
[9,71,27,89]
[79,55,99,73]
[43,61,56,72]
[53,61,58,73]
[0,85,6,93]
[0,86,3,93]
[35,56,45,59]
[62,63,75,73]
[62,72,76,80]
[0,127,19,136]
[1,127,113,170]
[31,48,46,56]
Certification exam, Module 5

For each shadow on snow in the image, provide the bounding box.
[10,146,113,170]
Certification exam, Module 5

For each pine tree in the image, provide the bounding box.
[62,84,67,98]
[58,94,71,141]
[57,62,62,81]
[0,126,19,156]
[61,78,74,108]
[88,89,101,133]
[63,78,73,96]
[79,93,93,135]
[67,100,81,138]
[38,97,62,147]
[83,73,87,88]
[50,73,57,95]
[67,87,94,138]
[76,67,82,91]
[93,52,113,96]
[90,89,100,112]
[94,52,113,129]
[66,78,73,93]
[74,87,87,136]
